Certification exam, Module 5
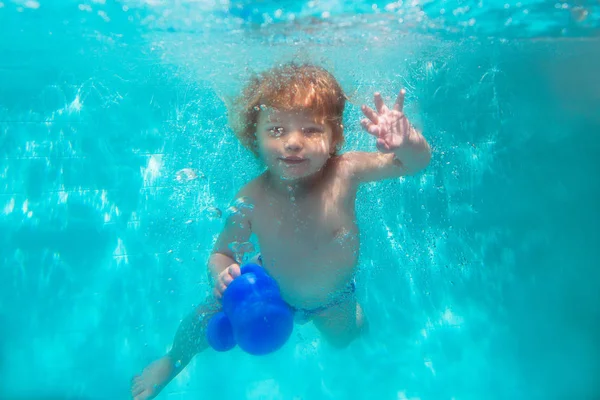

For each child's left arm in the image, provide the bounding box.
[345,89,431,184]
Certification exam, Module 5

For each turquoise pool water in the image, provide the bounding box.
[1,1,599,399]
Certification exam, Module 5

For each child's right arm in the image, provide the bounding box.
[209,253,241,300]
[208,190,253,300]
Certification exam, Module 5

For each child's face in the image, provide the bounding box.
[255,108,334,181]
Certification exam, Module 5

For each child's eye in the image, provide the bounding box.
[268,127,285,137]
[301,127,324,136]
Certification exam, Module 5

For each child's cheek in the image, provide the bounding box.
[316,137,330,154]
[257,138,279,163]
[265,139,280,155]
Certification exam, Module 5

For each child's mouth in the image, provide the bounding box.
[280,157,307,165]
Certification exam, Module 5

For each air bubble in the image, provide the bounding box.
[175,168,200,182]
[571,6,588,21]
[233,196,254,210]
[226,205,239,215]
[228,241,255,255]
[206,207,222,219]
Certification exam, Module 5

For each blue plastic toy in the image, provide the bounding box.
[206,263,294,355]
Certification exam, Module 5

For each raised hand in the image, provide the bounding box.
[360,89,417,153]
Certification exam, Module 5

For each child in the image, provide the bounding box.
[131,63,431,400]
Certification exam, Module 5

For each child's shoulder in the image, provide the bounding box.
[233,173,268,200]
[328,153,357,179]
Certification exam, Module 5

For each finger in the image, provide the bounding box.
[213,287,222,301]
[374,92,385,114]
[393,89,406,112]
[131,375,140,386]
[131,379,144,396]
[222,273,233,286]
[132,385,143,397]
[361,119,380,136]
[401,115,410,135]
[361,105,379,124]
[218,280,231,297]
[228,264,241,278]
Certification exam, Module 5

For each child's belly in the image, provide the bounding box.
[259,227,360,310]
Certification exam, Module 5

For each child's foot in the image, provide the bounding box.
[131,356,175,400]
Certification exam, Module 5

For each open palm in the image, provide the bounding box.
[360,89,414,153]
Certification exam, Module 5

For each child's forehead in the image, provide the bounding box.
[258,108,324,123]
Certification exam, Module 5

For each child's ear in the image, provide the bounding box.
[330,138,341,155]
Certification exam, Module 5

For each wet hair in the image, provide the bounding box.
[231,63,346,156]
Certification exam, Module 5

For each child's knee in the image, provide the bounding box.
[320,310,367,349]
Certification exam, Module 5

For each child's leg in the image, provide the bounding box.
[169,299,220,364]
[312,296,367,348]
[131,298,220,400]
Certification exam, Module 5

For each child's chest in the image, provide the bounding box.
[252,183,356,249]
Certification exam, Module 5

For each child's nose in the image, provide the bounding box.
[284,131,303,151]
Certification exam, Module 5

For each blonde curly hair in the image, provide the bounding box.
[231,63,347,156]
